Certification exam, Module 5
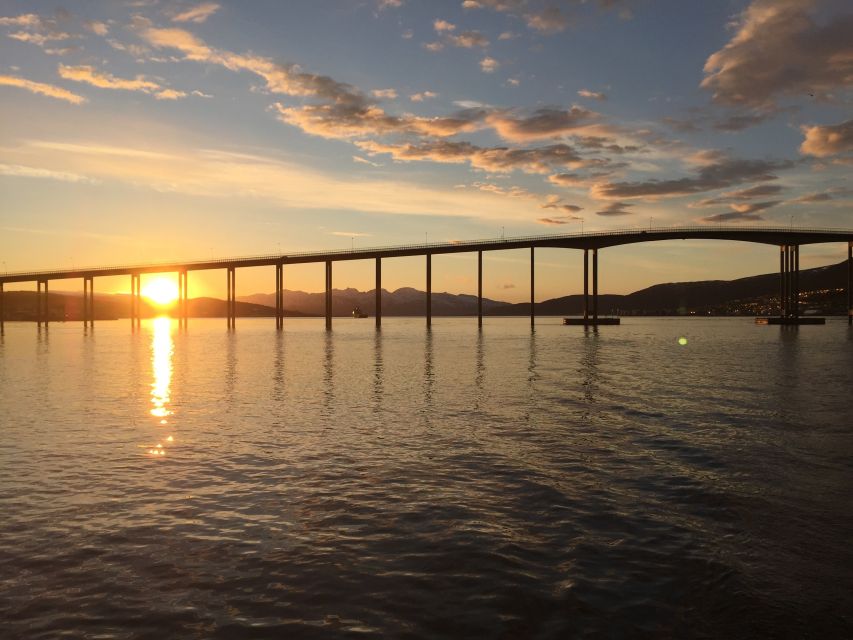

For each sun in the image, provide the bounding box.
[141,277,179,306]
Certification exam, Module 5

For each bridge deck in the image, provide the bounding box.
[1,226,852,283]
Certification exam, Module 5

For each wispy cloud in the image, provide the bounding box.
[0,74,86,104]
[0,163,99,184]
[172,3,221,24]
[58,64,186,100]
[331,231,371,237]
[578,89,606,101]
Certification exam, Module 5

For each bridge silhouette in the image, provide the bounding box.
[1,226,851,333]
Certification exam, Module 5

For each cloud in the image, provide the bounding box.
[410,90,437,102]
[591,157,793,200]
[423,41,444,52]
[700,211,765,223]
[0,163,98,183]
[538,216,580,225]
[7,29,71,47]
[447,30,489,48]
[85,20,109,36]
[273,102,485,140]
[526,7,567,34]
[690,184,785,207]
[469,182,534,198]
[352,155,382,167]
[480,56,500,73]
[728,201,780,214]
[433,19,455,32]
[155,88,187,100]
[578,89,606,101]
[596,201,635,216]
[378,0,403,8]
[784,189,851,205]
[0,74,86,104]
[58,64,162,92]
[358,139,604,174]
[191,89,213,98]
[800,119,853,158]
[701,0,853,108]
[463,0,525,11]
[371,88,398,99]
[498,31,518,40]
[401,29,413,39]
[331,231,371,237]
[0,14,41,27]
[541,194,583,214]
[486,106,599,142]
[506,77,520,87]
[172,3,221,23]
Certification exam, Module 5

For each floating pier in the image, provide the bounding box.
[563,317,621,325]
[755,317,826,325]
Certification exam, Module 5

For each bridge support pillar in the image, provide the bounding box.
[592,248,599,324]
[0,282,4,335]
[179,271,188,330]
[849,242,852,326]
[530,247,535,327]
[375,258,381,329]
[583,249,589,323]
[325,261,332,331]
[275,263,283,330]
[426,253,431,327]
[37,280,49,329]
[83,277,88,328]
[227,267,236,330]
[477,250,483,328]
[130,274,141,331]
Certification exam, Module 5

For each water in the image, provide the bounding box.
[1,317,851,639]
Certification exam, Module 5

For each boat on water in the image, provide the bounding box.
[352,306,368,318]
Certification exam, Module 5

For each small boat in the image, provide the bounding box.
[352,306,368,318]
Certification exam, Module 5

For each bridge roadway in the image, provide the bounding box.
[1,226,851,331]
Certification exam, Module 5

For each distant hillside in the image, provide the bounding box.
[492,260,849,316]
[239,287,510,317]
[0,291,307,321]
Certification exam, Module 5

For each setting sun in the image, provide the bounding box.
[141,278,179,306]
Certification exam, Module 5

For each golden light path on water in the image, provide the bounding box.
[148,316,174,456]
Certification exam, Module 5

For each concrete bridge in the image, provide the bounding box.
[1,226,851,332]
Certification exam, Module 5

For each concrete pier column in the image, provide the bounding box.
[0,282,4,335]
[848,242,852,326]
[130,274,141,330]
[793,245,800,318]
[375,258,382,329]
[583,249,589,323]
[45,280,49,327]
[37,280,43,329]
[530,247,535,327]
[182,271,189,329]
[426,253,432,327]
[226,267,236,329]
[477,250,483,328]
[83,277,88,326]
[85,277,94,328]
[779,245,786,318]
[325,260,332,331]
[592,248,599,323]
[275,263,283,330]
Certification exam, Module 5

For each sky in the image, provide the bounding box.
[0,0,851,301]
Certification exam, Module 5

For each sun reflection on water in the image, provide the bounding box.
[147,316,175,456]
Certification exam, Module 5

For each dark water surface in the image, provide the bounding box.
[1,317,851,639]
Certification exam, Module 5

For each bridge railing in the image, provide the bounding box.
[2,225,850,279]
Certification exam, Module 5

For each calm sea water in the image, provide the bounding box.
[1,317,851,639]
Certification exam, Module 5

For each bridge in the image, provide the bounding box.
[1,226,851,332]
